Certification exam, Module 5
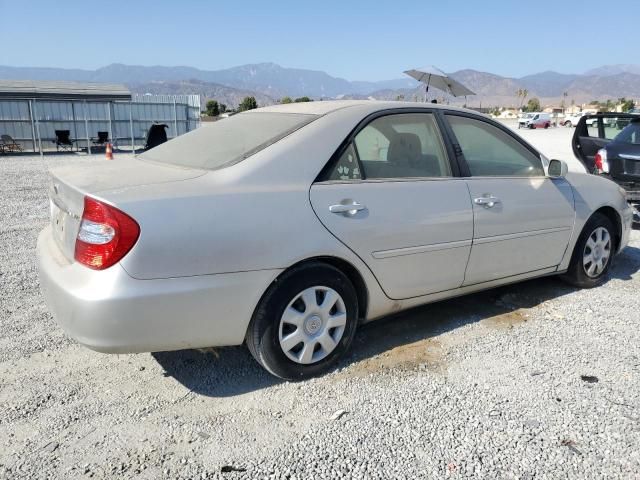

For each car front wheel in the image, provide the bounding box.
[246,262,359,380]
[561,213,615,288]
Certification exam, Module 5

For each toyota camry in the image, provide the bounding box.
[37,101,633,380]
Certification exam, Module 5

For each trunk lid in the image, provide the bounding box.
[48,157,205,261]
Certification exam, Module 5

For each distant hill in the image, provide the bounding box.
[518,71,580,97]
[0,63,414,99]
[584,64,640,76]
[130,80,275,109]
[1,62,639,108]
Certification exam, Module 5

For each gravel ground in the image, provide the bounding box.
[1,146,639,479]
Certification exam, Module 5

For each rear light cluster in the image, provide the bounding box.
[74,197,140,270]
[594,148,610,174]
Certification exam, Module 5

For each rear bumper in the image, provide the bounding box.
[37,226,281,353]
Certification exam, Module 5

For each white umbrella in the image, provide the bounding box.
[403,65,475,97]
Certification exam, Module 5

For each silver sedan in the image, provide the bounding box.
[37,101,633,380]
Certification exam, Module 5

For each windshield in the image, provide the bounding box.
[140,112,318,170]
[613,120,640,145]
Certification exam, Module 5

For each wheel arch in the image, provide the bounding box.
[594,205,622,251]
[258,256,369,323]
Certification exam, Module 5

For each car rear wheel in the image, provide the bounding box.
[561,213,615,288]
[564,121,571,127]
[246,262,359,380]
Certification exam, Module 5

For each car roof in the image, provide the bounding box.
[256,99,479,117]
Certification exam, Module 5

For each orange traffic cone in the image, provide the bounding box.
[105,143,113,160]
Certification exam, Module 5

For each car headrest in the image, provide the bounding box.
[387,133,421,167]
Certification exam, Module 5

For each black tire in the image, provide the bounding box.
[560,212,616,288]
[564,121,571,127]
[544,123,550,129]
[246,262,359,380]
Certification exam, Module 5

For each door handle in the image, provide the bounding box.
[329,202,366,215]
[474,195,501,208]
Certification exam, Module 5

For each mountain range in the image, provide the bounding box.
[0,63,638,108]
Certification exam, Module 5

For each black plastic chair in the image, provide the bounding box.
[54,130,75,152]
[92,131,109,146]
[144,124,168,150]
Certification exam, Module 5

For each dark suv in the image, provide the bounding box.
[573,113,640,222]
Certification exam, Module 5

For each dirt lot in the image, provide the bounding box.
[1,130,639,479]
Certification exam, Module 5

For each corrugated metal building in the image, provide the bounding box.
[0,80,200,154]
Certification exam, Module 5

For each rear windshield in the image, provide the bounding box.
[614,120,640,145]
[140,112,317,170]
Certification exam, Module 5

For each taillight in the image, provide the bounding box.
[74,197,140,270]
[594,148,609,174]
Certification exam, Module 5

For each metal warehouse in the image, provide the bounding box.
[0,80,200,154]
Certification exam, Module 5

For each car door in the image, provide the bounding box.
[572,114,616,171]
[310,111,473,300]
[443,113,575,285]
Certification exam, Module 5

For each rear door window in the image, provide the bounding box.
[324,113,451,180]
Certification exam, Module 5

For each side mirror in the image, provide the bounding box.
[548,159,568,178]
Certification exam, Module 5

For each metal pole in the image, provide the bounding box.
[129,101,135,154]
[33,98,43,158]
[71,102,78,150]
[28,100,37,153]
[173,99,178,138]
[107,102,113,146]
[84,101,91,155]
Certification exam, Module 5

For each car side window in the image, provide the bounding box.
[354,113,451,179]
[446,115,544,177]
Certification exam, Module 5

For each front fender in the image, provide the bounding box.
[559,172,632,270]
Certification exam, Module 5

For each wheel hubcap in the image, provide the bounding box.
[583,226,611,278]
[278,286,347,365]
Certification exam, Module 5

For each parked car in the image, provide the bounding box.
[564,112,585,127]
[37,101,632,380]
[518,112,551,129]
[573,113,640,222]
[611,108,640,130]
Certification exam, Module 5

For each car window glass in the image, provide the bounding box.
[140,112,317,170]
[603,119,620,140]
[327,143,361,181]
[447,115,544,177]
[587,118,600,138]
[353,113,451,179]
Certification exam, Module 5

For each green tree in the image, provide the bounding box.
[280,96,293,104]
[219,103,227,114]
[294,96,312,103]
[525,97,541,112]
[205,100,219,117]
[516,89,529,109]
[238,96,258,112]
[619,98,635,112]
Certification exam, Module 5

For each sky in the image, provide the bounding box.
[0,0,636,81]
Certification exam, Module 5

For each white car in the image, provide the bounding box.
[37,101,633,380]
[564,112,585,127]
